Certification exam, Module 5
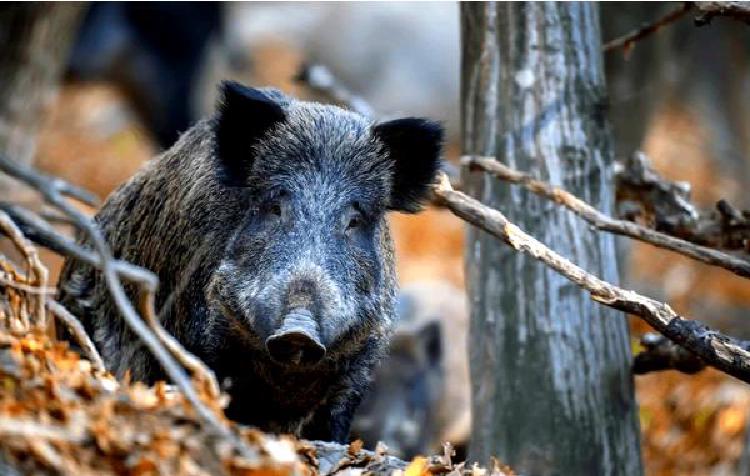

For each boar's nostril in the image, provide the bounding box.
[266,332,326,365]
[265,309,326,365]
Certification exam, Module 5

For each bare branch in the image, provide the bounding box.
[46,299,105,373]
[1,201,220,398]
[0,210,47,327]
[46,177,100,208]
[0,202,152,284]
[0,155,254,460]
[138,290,220,399]
[694,1,750,25]
[462,155,750,278]
[295,64,375,118]
[432,173,750,384]
[617,151,750,251]
[0,275,55,295]
[0,417,86,443]
[602,2,693,53]
[602,2,750,54]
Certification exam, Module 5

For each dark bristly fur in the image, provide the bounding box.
[56,82,444,442]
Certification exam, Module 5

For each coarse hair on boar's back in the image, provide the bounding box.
[56,81,444,442]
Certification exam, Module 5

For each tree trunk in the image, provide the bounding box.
[0,3,84,169]
[461,3,642,475]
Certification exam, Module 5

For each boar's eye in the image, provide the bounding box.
[263,190,288,220]
[343,204,366,236]
[347,213,362,231]
[269,203,282,217]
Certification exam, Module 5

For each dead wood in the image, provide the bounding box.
[463,155,750,278]
[602,2,750,54]
[616,151,750,252]
[432,173,750,384]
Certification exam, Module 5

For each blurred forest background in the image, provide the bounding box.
[4,2,750,475]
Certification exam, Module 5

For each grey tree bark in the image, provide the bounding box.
[461,3,642,475]
[0,3,84,169]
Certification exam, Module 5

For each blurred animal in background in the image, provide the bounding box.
[56,83,444,442]
[65,3,461,148]
[219,3,460,138]
[352,316,443,457]
[66,2,224,148]
[352,281,470,458]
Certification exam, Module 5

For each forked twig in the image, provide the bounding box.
[0,203,152,284]
[1,201,221,398]
[602,2,750,54]
[602,3,693,53]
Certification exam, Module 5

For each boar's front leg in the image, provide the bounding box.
[303,390,363,443]
[302,364,373,442]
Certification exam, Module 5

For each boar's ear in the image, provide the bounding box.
[373,118,444,213]
[214,81,286,184]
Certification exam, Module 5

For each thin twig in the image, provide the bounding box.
[0,275,56,295]
[0,211,47,327]
[432,173,750,383]
[0,203,152,284]
[462,155,750,279]
[1,202,221,397]
[0,418,85,442]
[602,2,693,53]
[46,299,105,373]
[0,155,254,460]
[602,2,750,53]
[138,290,220,399]
[46,178,100,208]
[295,64,375,118]
[616,152,750,252]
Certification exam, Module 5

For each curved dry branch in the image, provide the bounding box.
[462,155,750,279]
[0,202,153,284]
[432,173,750,383]
[602,2,750,54]
[295,64,375,118]
[602,2,693,53]
[616,152,750,252]
[0,155,253,460]
[0,210,47,327]
[0,202,222,399]
[45,299,105,373]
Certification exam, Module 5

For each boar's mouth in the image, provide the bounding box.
[265,308,326,366]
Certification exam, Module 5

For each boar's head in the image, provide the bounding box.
[206,82,444,368]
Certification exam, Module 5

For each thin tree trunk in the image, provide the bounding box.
[0,3,84,169]
[461,3,642,475]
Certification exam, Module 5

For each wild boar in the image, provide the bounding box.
[57,81,443,442]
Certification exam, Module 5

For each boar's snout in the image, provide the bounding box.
[265,308,326,365]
